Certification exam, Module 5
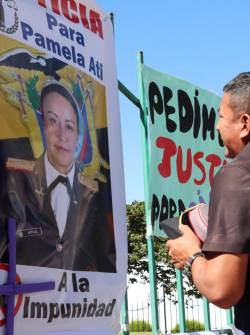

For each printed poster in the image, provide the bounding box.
[0,0,127,334]
[141,64,226,237]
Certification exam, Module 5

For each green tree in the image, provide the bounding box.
[127,201,201,299]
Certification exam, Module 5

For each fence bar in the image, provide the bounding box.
[203,297,211,330]
[163,287,167,332]
[176,270,186,332]
[226,308,234,327]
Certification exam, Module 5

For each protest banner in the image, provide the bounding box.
[0,1,127,334]
[141,64,226,237]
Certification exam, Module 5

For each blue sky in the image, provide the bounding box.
[97,1,250,204]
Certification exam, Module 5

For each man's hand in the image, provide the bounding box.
[166,224,202,269]
[167,225,249,308]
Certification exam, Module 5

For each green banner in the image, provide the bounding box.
[141,64,226,237]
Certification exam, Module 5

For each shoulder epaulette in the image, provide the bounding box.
[6,157,35,172]
[78,174,99,192]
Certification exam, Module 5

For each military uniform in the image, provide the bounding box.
[0,155,116,272]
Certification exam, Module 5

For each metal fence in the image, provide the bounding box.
[127,286,231,333]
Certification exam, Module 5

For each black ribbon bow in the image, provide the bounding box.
[47,175,72,199]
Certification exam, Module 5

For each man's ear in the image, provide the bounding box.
[240,113,250,140]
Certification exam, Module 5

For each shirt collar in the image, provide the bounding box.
[44,151,75,188]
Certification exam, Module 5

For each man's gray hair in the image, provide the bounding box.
[223,72,250,115]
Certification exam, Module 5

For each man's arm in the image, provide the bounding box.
[167,225,249,309]
[192,252,248,308]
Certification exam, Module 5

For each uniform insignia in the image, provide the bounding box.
[78,174,99,192]
[18,227,43,238]
[35,187,45,198]
[6,157,35,172]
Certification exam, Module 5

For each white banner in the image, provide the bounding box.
[0,0,127,334]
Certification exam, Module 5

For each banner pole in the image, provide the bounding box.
[120,289,129,335]
[137,51,159,334]
[176,270,186,332]
[203,297,211,330]
[109,12,130,333]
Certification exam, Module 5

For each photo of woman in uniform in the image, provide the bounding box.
[0,79,116,272]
